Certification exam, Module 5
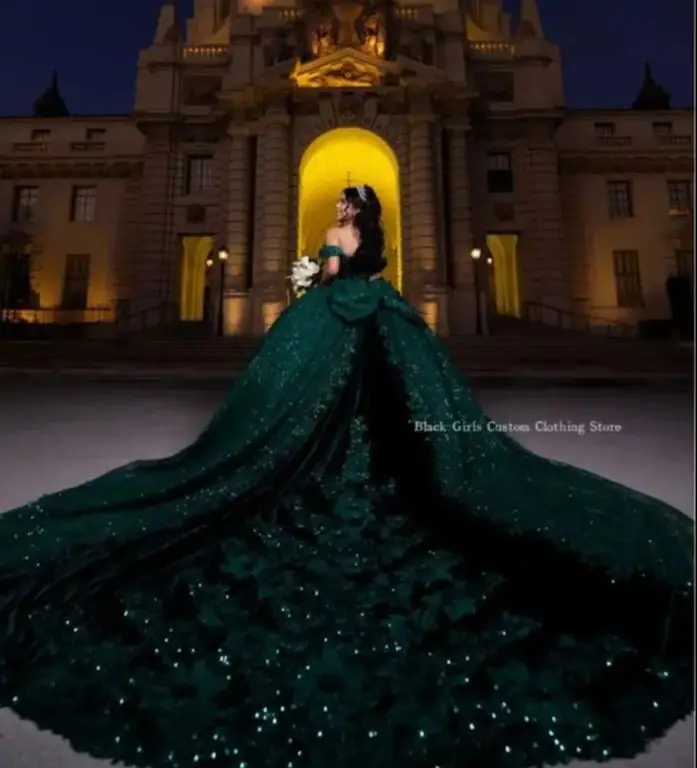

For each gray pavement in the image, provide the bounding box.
[0,380,694,768]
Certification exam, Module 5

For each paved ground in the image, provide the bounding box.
[0,380,694,768]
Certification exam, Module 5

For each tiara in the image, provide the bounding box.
[356,185,368,202]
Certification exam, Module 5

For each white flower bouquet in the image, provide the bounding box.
[288,255,321,297]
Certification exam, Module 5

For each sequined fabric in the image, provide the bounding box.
[0,248,693,768]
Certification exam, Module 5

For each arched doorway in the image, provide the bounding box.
[486,233,521,317]
[179,235,213,320]
[297,127,402,290]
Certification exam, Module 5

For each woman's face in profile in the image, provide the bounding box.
[336,195,355,224]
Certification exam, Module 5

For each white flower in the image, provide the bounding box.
[288,255,321,296]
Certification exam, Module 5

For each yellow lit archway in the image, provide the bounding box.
[486,233,521,317]
[298,127,402,290]
[179,235,213,320]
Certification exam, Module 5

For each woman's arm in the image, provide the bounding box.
[321,228,342,282]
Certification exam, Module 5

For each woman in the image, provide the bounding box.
[0,184,693,768]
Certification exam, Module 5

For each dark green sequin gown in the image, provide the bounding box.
[0,245,693,768]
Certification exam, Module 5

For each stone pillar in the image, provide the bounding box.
[517,131,569,310]
[408,114,448,334]
[129,127,180,323]
[222,131,252,335]
[252,105,290,334]
[446,124,477,334]
[560,173,590,324]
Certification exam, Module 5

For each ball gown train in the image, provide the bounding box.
[0,245,693,768]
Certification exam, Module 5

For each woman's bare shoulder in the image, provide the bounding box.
[324,227,342,246]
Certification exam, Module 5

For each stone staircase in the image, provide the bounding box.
[490,310,635,339]
[0,334,692,378]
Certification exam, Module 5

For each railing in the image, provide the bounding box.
[669,207,692,220]
[1,305,112,323]
[587,135,692,149]
[182,45,228,62]
[396,7,418,20]
[70,141,106,152]
[594,136,632,147]
[657,134,692,146]
[522,302,636,337]
[469,41,516,56]
[280,9,301,22]
[10,142,48,153]
[0,305,114,340]
[113,301,180,336]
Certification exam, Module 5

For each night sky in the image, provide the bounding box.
[0,0,692,116]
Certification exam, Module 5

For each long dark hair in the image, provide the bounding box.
[343,184,386,269]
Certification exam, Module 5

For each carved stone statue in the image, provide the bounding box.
[359,13,385,57]
[311,15,336,58]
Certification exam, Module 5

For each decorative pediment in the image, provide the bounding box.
[249,49,456,96]
[290,48,398,89]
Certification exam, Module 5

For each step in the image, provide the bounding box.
[1,338,685,352]
[1,349,686,362]
[1,345,688,360]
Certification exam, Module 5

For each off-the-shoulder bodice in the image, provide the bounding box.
[318,244,387,279]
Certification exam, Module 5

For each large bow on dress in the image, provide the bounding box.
[327,278,428,327]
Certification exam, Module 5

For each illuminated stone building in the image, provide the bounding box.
[0,0,693,336]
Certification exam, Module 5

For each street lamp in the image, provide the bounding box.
[206,246,229,337]
[470,247,482,335]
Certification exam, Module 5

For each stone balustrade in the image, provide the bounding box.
[182,45,228,62]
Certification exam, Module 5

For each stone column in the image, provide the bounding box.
[446,124,477,334]
[129,126,180,325]
[222,131,252,335]
[516,128,569,310]
[252,104,290,334]
[560,173,590,324]
[408,113,447,333]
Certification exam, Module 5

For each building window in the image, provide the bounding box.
[612,250,643,308]
[185,155,214,194]
[606,180,633,218]
[86,128,106,142]
[667,180,691,214]
[594,122,616,137]
[70,186,97,222]
[30,129,51,143]
[12,186,39,224]
[486,152,513,194]
[652,122,673,136]
[61,254,91,310]
[474,71,514,102]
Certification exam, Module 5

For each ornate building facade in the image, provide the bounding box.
[0,0,693,336]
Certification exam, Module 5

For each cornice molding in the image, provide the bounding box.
[0,160,143,179]
[559,155,693,174]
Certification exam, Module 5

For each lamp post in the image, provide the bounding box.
[470,247,482,335]
[484,253,493,335]
[206,245,229,337]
